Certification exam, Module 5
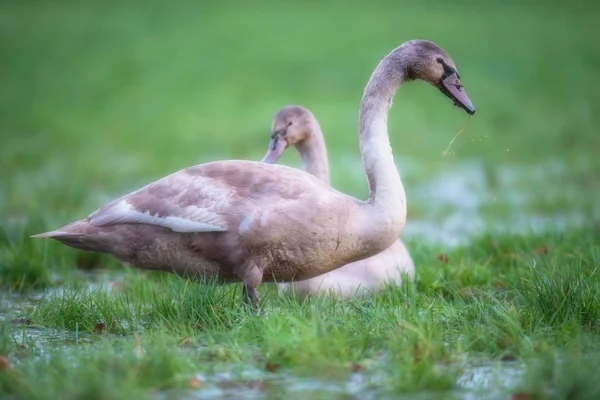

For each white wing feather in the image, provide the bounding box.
[88,170,229,233]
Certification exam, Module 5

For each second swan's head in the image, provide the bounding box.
[261,105,316,164]
[400,40,476,115]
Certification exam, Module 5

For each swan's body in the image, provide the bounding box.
[32,40,475,307]
[262,105,415,297]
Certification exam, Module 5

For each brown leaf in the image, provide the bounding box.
[501,354,517,362]
[11,318,33,326]
[534,244,550,256]
[437,254,450,264]
[94,322,105,333]
[264,362,279,372]
[511,392,531,400]
[189,375,202,389]
[412,345,423,364]
[0,356,10,371]
[459,287,474,298]
[493,280,505,289]
[247,380,265,390]
[350,362,365,372]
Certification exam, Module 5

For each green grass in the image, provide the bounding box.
[1,0,600,399]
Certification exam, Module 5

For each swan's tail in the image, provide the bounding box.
[31,230,83,239]
[31,220,107,252]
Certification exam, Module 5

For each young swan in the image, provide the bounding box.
[262,105,415,298]
[32,40,474,309]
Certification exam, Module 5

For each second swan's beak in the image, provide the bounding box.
[440,73,476,115]
[261,130,288,164]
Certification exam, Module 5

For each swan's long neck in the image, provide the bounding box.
[296,119,330,185]
[358,50,408,236]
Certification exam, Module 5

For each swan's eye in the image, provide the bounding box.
[288,121,293,126]
[436,57,444,64]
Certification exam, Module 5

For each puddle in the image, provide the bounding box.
[398,158,595,247]
[457,361,525,400]
[151,361,525,400]
[0,291,42,322]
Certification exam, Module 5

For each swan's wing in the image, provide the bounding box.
[88,160,340,234]
[88,166,232,233]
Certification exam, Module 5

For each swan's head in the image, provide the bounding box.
[261,105,315,164]
[404,40,476,115]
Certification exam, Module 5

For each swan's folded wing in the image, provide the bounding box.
[88,170,230,233]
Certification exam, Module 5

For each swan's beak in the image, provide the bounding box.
[261,132,288,164]
[441,73,476,115]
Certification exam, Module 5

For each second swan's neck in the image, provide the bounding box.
[296,119,330,185]
[358,49,408,235]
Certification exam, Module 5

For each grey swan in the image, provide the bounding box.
[32,39,475,308]
[262,105,415,297]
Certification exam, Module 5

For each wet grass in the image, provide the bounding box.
[1,0,600,399]
[2,229,599,399]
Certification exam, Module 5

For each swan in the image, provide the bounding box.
[32,39,475,308]
[262,105,415,297]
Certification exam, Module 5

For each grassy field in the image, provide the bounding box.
[1,0,600,399]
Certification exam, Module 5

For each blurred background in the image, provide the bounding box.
[1,0,599,280]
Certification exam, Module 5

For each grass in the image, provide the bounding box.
[1,0,600,399]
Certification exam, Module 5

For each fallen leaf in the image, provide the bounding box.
[11,318,33,326]
[350,362,365,372]
[511,392,531,400]
[264,362,279,372]
[459,287,474,298]
[94,322,105,333]
[0,357,9,370]
[437,254,450,264]
[501,354,517,362]
[18,344,26,349]
[189,375,202,389]
[412,344,424,364]
[247,380,265,390]
[534,244,550,256]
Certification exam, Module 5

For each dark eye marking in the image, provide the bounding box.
[271,128,287,140]
[436,57,462,80]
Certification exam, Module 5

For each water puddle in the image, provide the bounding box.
[382,157,595,247]
[457,361,525,400]
[150,361,525,400]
